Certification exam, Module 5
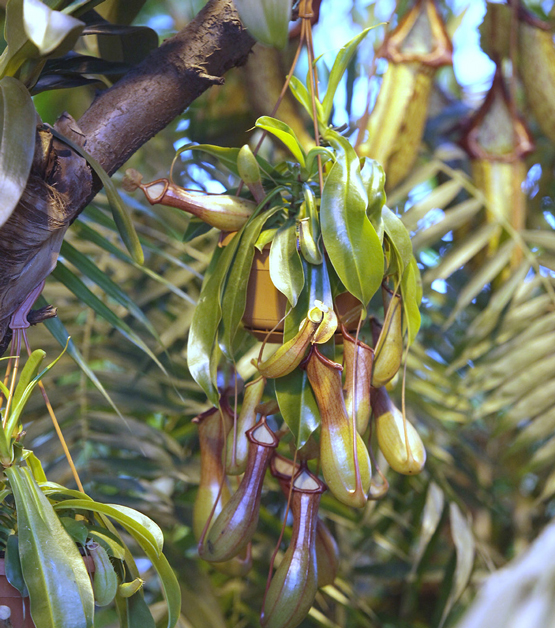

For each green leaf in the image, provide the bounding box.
[51,261,166,372]
[54,499,163,557]
[0,77,36,228]
[412,482,444,571]
[255,227,278,252]
[401,258,422,346]
[10,349,45,419]
[320,130,383,307]
[321,28,372,124]
[382,206,413,275]
[361,158,386,237]
[175,143,275,180]
[274,260,332,447]
[275,370,320,449]
[86,526,126,560]
[182,216,212,242]
[123,591,156,628]
[411,198,483,251]
[140,546,181,628]
[441,503,475,625]
[36,295,127,424]
[60,240,160,341]
[5,343,67,442]
[255,116,306,166]
[443,239,516,330]
[60,517,89,546]
[24,0,84,56]
[5,534,28,597]
[424,222,499,284]
[289,75,324,123]
[187,242,240,405]
[49,127,144,264]
[465,261,530,343]
[401,179,463,232]
[304,146,334,178]
[23,450,47,483]
[269,220,305,307]
[6,466,94,628]
[73,221,194,305]
[220,206,281,361]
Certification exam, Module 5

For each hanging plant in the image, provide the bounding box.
[125,16,426,628]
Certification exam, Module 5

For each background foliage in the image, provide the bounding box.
[5,0,555,626]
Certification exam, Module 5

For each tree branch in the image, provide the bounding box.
[0,0,254,347]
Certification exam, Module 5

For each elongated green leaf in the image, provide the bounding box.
[274,261,331,446]
[412,482,444,571]
[442,503,475,625]
[50,127,143,264]
[402,179,463,232]
[361,158,386,238]
[481,352,555,418]
[275,369,320,448]
[0,77,36,228]
[60,517,88,546]
[73,221,194,304]
[522,229,555,251]
[269,220,304,307]
[54,499,162,557]
[187,243,237,404]
[305,146,334,178]
[5,534,28,597]
[182,216,212,242]
[443,239,516,329]
[23,450,47,483]
[0,378,9,399]
[499,378,555,433]
[11,349,45,417]
[220,206,281,360]
[60,240,159,340]
[424,222,499,284]
[140,545,181,628]
[87,527,126,560]
[51,261,166,372]
[255,116,306,165]
[175,143,275,179]
[36,295,126,422]
[411,198,483,251]
[6,466,94,628]
[465,260,530,342]
[401,257,421,346]
[382,206,413,274]
[321,130,383,307]
[322,27,372,124]
[123,591,156,628]
[5,343,67,441]
[289,75,324,123]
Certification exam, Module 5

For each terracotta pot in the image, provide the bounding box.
[242,247,363,343]
[0,556,94,628]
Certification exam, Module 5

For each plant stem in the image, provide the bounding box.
[22,332,84,493]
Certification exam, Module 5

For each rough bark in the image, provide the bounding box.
[0,0,254,347]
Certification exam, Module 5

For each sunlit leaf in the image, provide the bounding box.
[0,77,36,228]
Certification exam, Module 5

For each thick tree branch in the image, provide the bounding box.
[0,0,254,347]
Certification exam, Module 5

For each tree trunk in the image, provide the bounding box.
[0,0,254,348]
